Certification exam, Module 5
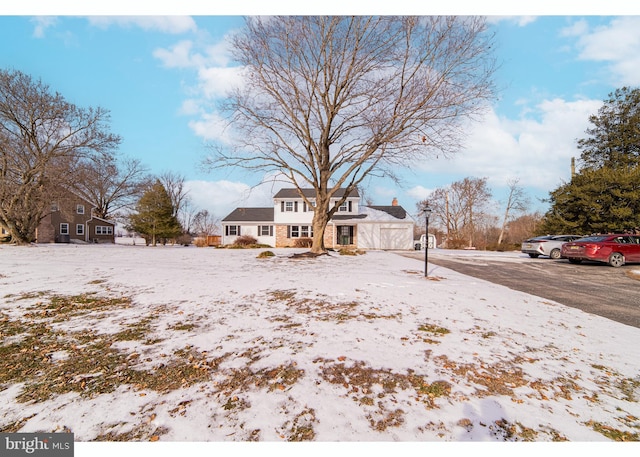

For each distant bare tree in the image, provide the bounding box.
[419,177,492,248]
[497,178,530,245]
[192,209,221,237]
[0,69,121,244]
[159,171,189,219]
[204,16,497,254]
[71,154,150,220]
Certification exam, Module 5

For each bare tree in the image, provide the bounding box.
[0,69,121,244]
[497,178,530,245]
[419,177,492,248]
[159,171,189,219]
[192,209,221,237]
[71,154,150,220]
[204,16,497,254]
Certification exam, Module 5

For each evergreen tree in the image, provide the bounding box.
[577,87,640,170]
[540,166,640,235]
[128,180,182,246]
[541,87,640,235]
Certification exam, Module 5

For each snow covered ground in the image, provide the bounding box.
[0,243,638,456]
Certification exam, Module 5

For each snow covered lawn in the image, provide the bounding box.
[0,244,638,451]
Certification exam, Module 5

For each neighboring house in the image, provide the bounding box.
[36,194,115,244]
[221,188,415,250]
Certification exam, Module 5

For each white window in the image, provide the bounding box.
[76,204,85,214]
[289,225,313,238]
[60,223,69,235]
[225,225,240,236]
[96,226,113,235]
[285,201,294,212]
[76,224,84,235]
[259,225,273,236]
[51,202,59,212]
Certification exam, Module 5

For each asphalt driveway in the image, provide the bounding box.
[400,249,640,329]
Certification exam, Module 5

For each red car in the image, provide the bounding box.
[561,234,640,267]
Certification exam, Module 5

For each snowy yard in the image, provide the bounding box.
[0,243,639,455]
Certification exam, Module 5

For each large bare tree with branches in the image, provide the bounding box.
[71,154,150,221]
[0,69,121,244]
[204,16,497,254]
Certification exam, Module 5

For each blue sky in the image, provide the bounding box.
[3,2,640,224]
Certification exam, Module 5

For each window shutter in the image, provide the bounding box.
[270,226,273,236]
[225,225,229,236]
[287,226,291,238]
[237,226,241,236]
[281,201,285,212]
[348,201,352,212]
[294,201,298,212]
[303,202,307,212]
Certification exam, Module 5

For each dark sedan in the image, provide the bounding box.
[560,234,640,267]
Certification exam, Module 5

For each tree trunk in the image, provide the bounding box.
[310,207,330,254]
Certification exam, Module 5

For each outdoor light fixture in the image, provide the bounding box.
[423,205,432,278]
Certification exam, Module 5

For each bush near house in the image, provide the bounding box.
[294,237,313,248]
[234,235,258,246]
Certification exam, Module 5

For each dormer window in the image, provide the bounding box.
[76,204,85,214]
[338,201,352,212]
[285,201,294,212]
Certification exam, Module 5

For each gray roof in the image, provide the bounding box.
[366,206,408,219]
[273,188,359,199]
[222,207,274,222]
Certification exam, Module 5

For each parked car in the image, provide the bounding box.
[560,234,640,267]
[521,234,584,259]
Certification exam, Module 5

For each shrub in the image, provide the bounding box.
[193,237,208,247]
[257,250,275,259]
[338,248,365,256]
[294,237,313,248]
[234,235,258,246]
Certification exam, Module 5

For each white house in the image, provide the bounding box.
[221,188,415,250]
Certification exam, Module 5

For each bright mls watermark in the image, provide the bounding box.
[1,433,73,456]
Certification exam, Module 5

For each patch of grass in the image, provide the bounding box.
[113,317,158,342]
[587,421,639,441]
[418,323,450,335]
[215,361,304,394]
[285,408,317,441]
[368,408,405,431]
[257,250,275,258]
[617,377,640,402]
[94,425,170,442]
[267,290,399,322]
[24,293,132,319]
[167,321,198,332]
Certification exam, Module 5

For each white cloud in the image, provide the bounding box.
[87,16,197,34]
[406,185,433,202]
[184,180,252,219]
[197,66,244,99]
[416,97,602,191]
[569,16,640,86]
[153,40,201,68]
[487,16,537,27]
[188,112,232,142]
[30,16,57,38]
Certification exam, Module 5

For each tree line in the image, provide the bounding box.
[415,176,540,250]
[0,68,219,245]
[417,86,640,249]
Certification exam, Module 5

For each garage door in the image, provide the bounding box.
[380,228,408,250]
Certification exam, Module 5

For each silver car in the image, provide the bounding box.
[521,235,583,259]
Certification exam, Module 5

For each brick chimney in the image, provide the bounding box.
[392,197,398,206]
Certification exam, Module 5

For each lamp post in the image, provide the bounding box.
[423,205,432,278]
